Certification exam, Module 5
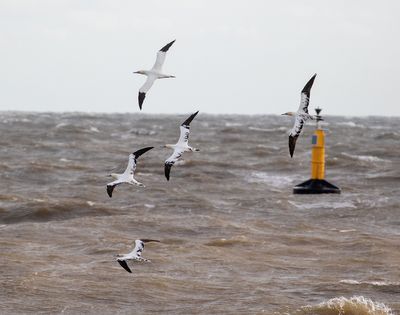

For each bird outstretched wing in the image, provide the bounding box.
[133,147,154,160]
[164,149,183,181]
[288,135,298,158]
[181,111,199,128]
[178,111,199,144]
[106,180,123,198]
[123,147,153,177]
[178,126,190,145]
[298,73,316,113]
[122,153,137,177]
[117,260,132,273]
[288,115,306,157]
[152,40,176,72]
[138,75,157,110]
[131,240,145,257]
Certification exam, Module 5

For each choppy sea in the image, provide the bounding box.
[1,112,399,314]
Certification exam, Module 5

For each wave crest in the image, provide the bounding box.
[299,296,393,315]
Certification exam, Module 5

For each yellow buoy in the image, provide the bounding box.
[293,108,340,194]
[311,128,325,180]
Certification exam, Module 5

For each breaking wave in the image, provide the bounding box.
[299,296,393,315]
[336,121,366,128]
[340,279,400,287]
[341,153,389,163]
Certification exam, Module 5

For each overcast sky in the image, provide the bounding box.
[0,0,399,116]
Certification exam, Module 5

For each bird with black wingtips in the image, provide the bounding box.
[106,146,153,198]
[164,111,200,181]
[134,40,176,110]
[115,239,160,273]
[282,74,317,158]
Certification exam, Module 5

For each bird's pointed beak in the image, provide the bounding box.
[133,71,140,74]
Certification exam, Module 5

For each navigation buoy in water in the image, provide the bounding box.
[293,108,340,194]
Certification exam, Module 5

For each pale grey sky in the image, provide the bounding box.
[0,0,399,116]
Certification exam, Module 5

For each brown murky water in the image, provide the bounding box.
[1,112,399,314]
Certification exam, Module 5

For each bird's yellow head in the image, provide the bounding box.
[133,70,147,75]
[281,112,296,117]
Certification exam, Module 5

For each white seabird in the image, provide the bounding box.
[134,40,176,110]
[106,146,154,198]
[164,111,200,181]
[282,73,317,158]
[116,239,160,273]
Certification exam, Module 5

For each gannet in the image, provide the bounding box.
[116,239,160,273]
[282,73,317,158]
[106,146,154,198]
[164,111,200,181]
[134,40,176,110]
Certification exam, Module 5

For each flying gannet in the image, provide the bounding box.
[116,239,160,273]
[134,40,176,110]
[282,73,317,158]
[164,111,200,181]
[106,146,154,198]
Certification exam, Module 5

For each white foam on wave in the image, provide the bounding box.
[256,144,280,150]
[369,281,400,287]
[330,228,357,233]
[55,122,69,128]
[340,279,361,285]
[1,118,31,124]
[340,279,400,286]
[300,295,393,315]
[224,122,242,127]
[246,171,296,188]
[248,126,287,132]
[33,198,46,203]
[341,153,389,163]
[337,121,366,128]
[88,126,100,133]
[128,128,156,136]
[370,125,392,130]
[289,200,356,210]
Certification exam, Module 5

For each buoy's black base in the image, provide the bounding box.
[293,179,341,194]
